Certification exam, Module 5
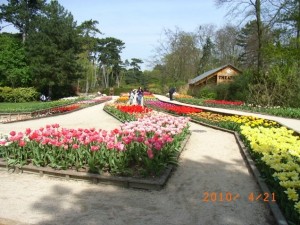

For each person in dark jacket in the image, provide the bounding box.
[169,87,176,101]
[136,87,144,106]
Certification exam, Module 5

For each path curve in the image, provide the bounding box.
[0,100,275,225]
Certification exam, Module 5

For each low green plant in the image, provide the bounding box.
[0,87,39,103]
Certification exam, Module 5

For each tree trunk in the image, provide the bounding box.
[255,0,263,76]
[48,84,53,99]
[85,73,89,95]
[102,65,108,88]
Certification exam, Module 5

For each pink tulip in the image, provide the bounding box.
[72,144,79,149]
[115,142,125,151]
[19,140,26,147]
[147,149,154,159]
[25,128,32,135]
[91,146,99,152]
[9,131,16,136]
[52,123,60,128]
[107,141,114,150]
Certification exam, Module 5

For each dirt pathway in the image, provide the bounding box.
[0,101,275,225]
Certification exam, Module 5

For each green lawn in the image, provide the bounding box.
[0,100,77,113]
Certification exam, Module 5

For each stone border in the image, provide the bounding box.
[190,119,288,225]
[0,133,191,191]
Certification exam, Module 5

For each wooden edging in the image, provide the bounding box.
[0,133,191,191]
[190,119,288,225]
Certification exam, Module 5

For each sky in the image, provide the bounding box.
[0,0,230,70]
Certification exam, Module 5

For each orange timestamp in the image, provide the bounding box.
[202,192,276,202]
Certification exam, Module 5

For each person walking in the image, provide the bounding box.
[169,87,176,101]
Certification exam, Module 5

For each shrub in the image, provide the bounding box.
[196,85,217,99]
[0,87,39,102]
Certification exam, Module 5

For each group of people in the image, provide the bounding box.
[129,87,144,106]
[40,94,51,102]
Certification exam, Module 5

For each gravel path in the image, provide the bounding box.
[0,100,275,225]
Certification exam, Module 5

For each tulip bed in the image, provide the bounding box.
[146,100,203,115]
[175,96,300,119]
[174,94,194,99]
[115,92,157,104]
[32,96,112,117]
[0,105,190,177]
[103,103,145,122]
[144,99,300,224]
[203,99,244,106]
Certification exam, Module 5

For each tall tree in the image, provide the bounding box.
[96,37,125,88]
[0,0,46,43]
[215,24,240,66]
[77,19,101,93]
[198,37,215,74]
[0,33,29,87]
[26,0,81,98]
[158,28,200,84]
[215,0,265,74]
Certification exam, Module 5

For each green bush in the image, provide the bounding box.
[100,87,133,96]
[196,85,217,99]
[215,83,230,100]
[0,87,39,102]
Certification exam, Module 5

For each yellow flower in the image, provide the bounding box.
[285,188,299,201]
[294,201,300,214]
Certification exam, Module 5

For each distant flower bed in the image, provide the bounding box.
[50,104,81,114]
[174,94,193,99]
[77,96,112,104]
[115,93,157,104]
[204,99,244,106]
[104,103,153,122]
[115,96,129,103]
[116,105,153,114]
[146,100,202,115]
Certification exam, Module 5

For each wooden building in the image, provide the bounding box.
[188,64,241,92]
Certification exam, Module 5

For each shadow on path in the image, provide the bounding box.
[30,156,275,225]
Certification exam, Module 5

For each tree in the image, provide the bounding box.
[215,24,240,66]
[236,21,259,69]
[124,58,144,86]
[26,0,82,98]
[215,0,265,74]
[157,28,200,85]
[275,0,300,64]
[96,37,125,88]
[0,33,29,87]
[0,0,46,43]
[77,19,101,93]
[198,37,215,74]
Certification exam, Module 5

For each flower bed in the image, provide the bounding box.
[116,105,153,114]
[240,125,300,222]
[0,113,189,178]
[204,99,244,106]
[115,93,157,104]
[176,97,300,119]
[146,99,299,224]
[146,100,202,115]
[115,96,129,104]
[77,96,112,105]
[174,94,194,100]
[104,103,153,122]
